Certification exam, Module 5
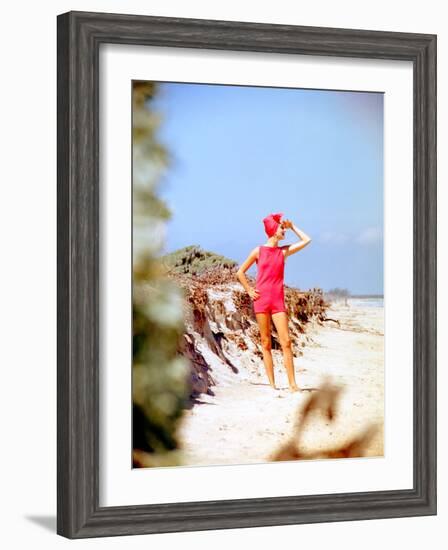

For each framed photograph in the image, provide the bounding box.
[57,10,437,538]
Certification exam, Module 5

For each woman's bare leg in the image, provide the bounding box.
[255,312,276,388]
[271,312,299,391]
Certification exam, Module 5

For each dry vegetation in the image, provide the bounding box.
[158,247,332,402]
[271,378,379,461]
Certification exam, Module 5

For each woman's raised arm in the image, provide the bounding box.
[282,222,312,257]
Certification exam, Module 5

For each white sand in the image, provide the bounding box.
[177,301,384,466]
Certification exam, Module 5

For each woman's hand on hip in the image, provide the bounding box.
[248,287,260,300]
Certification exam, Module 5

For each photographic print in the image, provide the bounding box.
[57,11,436,537]
[132,80,384,469]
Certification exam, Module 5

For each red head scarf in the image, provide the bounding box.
[263,212,284,237]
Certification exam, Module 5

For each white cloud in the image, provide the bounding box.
[319,231,349,244]
[357,227,383,245]
[318,227,383,246]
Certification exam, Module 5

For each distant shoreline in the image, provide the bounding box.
[325,294,384,299]
[350,294,384,299]
[325,295,384,309]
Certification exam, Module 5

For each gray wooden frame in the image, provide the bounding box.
[57,10,437,539]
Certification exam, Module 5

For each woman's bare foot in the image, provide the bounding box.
[288,383,300,392]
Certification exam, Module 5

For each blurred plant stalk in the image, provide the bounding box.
[271,377,379,461]
[132,81,190,468]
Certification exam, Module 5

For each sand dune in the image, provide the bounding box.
[177,301,384,466]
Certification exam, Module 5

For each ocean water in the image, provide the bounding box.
[348,297,384,308]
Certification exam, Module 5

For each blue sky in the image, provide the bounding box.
[149,82,383,295]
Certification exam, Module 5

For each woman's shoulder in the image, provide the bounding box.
[251,245,262,262]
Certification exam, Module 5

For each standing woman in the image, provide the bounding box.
[236,213,312,392]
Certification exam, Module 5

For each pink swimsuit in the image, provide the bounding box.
[253,245,287,314]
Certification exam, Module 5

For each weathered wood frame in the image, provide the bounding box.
[57,10,437,538]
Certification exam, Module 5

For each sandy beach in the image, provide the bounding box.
[177,299,384,466]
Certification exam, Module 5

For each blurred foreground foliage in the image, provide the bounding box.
[132,81,190,468]
[271,378,379,461]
